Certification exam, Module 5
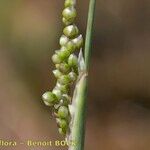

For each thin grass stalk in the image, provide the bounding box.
[68,0,96,150]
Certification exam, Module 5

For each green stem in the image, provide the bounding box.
[85,0,96,70]
[68,0,96,150]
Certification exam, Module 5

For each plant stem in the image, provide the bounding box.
[68,0,96,150]
[85,0,96,70]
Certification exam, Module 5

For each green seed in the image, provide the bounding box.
[52,69,63,78]
[59,35,69,46]
[65,0,76,7]
[58,128,66,135]
[42,91,57,106]
[62,17,74,26]
[68,54,78,67]
[56,118,68,129]
[58,106,69,119]
[56,82,70,94]
[56,47,70,60]
[58,75,71,85]
[63,25,79,38]
[52,54,62,64]
[62,7,77,20]
[72,34,83,49]
[68,71,77,81]
[66,41,76,53]
[52,88,62,100]
[56,63,71,74]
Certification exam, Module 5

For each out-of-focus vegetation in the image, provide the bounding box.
[0,0,150,150]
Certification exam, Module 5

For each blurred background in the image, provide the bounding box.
[0,0,150,149]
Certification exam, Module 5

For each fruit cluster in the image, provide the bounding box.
[42,0,83,136]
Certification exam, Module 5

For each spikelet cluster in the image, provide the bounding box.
[42,0,83,135]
